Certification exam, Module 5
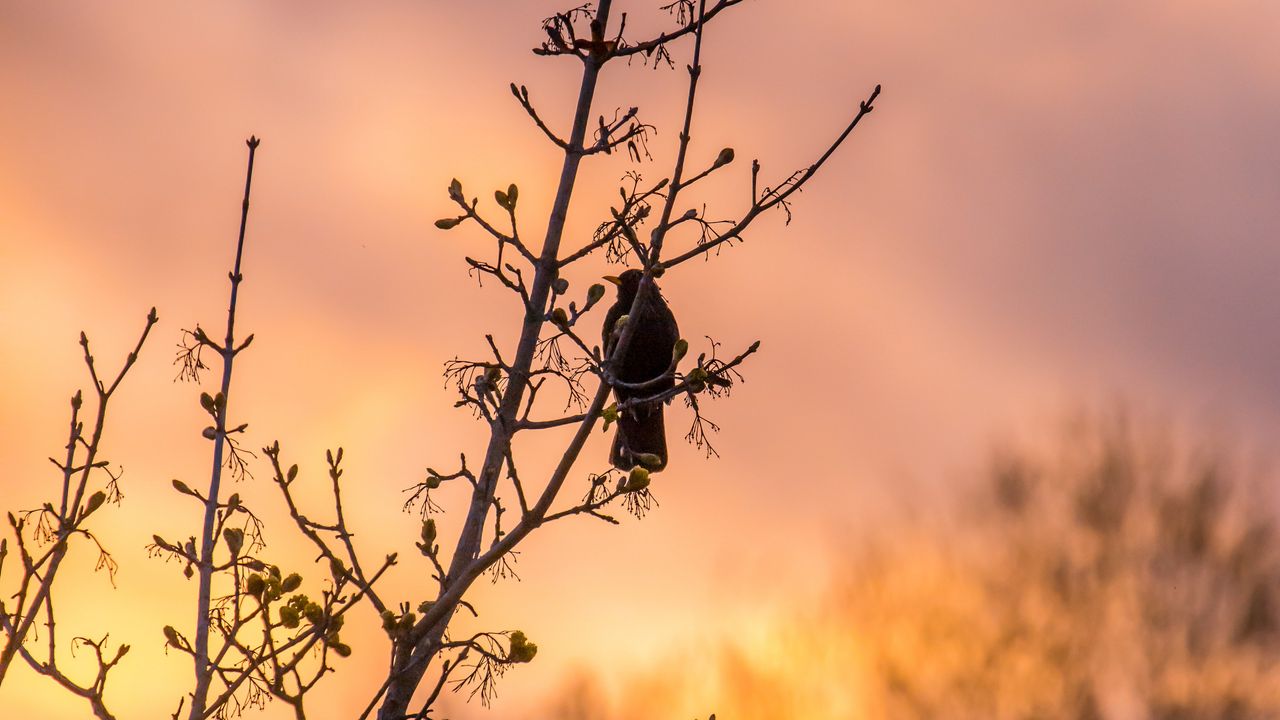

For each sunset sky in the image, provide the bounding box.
[3,1,1280,718]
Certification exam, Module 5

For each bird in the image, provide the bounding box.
[602,269,680,472]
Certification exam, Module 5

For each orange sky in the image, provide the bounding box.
[3,1,1280,718]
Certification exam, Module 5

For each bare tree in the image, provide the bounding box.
[2,2,880,718]
[356,1,879,718]
[150,139,394,720]
[0,309,157,720]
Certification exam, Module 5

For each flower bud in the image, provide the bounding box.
[587,283,606,304]
[435,217,462,230]
[714,147,736,167]
[551,307,570,328]
[279,605,300,629]
[508,630,538,663]
[282,573,302,592]
[553,277,569,294]
[245,574,265,598]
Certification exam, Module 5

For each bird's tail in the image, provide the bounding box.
[611,403,667,472]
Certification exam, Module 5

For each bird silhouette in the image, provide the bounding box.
[602,269,679,472]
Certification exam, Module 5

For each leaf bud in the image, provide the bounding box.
[587,283,605,304]
[714,147,736,168]
[332,642,352,658]
[551,307,570,328]
[200,392,215,412]
[223,527,244,556]
[553,277,569,294]
[421,518,437,545]
[672,338,689,363]
[163,625,181,648]
[600,403,618,433]
[435,217,462,230]
[507,183,518,206]
[448,178,464,202]
[85,490,106,514]
[202,426,217,440]
[626,466,651,492]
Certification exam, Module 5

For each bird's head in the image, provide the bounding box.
[603,269,645,302]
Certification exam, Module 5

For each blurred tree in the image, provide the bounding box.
[852,413,1280,719]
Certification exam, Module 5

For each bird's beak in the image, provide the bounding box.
[603,275,622,287]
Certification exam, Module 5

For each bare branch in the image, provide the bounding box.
[660,84,882,268]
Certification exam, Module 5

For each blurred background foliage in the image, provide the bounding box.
[536,411,1280,720]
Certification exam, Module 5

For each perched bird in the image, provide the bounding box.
[602,269,680,472]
